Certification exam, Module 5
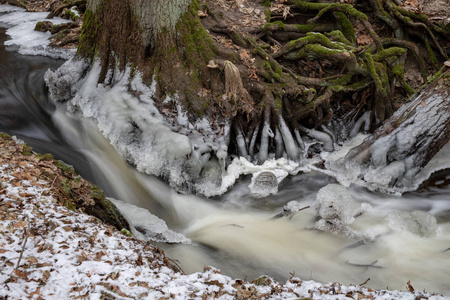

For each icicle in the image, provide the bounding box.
[248,124,259,158]
[278,116,300,161]
[306,128,334,152]
[294,129,305,151]
[350,111,371,137]
[321,125,337,145]
[199,152,211,167]
[235,125,249,158]
[258,109,271,164]
[216,144,228,173]
[275,128,284,158]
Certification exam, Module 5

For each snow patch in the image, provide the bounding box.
[110,198,191,244]
[0,5,74,59]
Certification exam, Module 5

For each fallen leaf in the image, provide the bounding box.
[407,280,415,292]
[42,270,50,283]
[14,269,28,280]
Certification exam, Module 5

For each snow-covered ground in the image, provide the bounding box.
[0,136,446,300]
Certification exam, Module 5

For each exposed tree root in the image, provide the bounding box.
[76,0,450,167]
[200,0,450,163]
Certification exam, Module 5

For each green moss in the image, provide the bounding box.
[90,184,105,200]
[261,0,271,7]
[56,160,76,176]
[328,74,353,86]
[335,12,356,44]
[326,30,353,47]
[421,65,446,89]
[120,228,133,237]
[330,78,372,92]
[77,9,101,58]
[290,1,368,21]
[192,0,200,10]
[21,144,33,156]
[64,198,77,211]
[0,132,12,140]
[176,5,216,67]
[286,43,347,60]
[364,52,387,97]
[373,47,407,61]
[65,9,80,21]
[265,8,271,22]
[61,178,73,195]
[252,275,272,286]
[425,39,438,65]
[36,153,53,161]
[288,32,352,54]
[264,21,285,31]
[34,21,43,31]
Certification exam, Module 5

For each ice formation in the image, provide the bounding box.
[45,59,318,197]
[110,198,191,243]
[0,5,74,59]
[313,184,373,242]
[326,89,450,195]
[387,210,438,237]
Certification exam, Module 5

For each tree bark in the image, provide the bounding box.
[334,68,450,192]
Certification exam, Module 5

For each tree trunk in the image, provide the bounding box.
[332,68,450,193]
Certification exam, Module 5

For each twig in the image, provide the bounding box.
[15,216,30,270]
[359,278,371,286]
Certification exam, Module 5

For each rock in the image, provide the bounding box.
[34,20,53,32]
[250,171,278,198]
[387,210,438,237]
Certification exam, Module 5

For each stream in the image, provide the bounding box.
[2,5,450,296]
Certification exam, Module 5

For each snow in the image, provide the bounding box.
[0,5,75,59]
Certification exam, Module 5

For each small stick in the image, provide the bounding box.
[15,216,31,270]
[359,278,371,286]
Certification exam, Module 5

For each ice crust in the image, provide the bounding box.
[326,91,450,195]
[315,184,361,224]
[0,6,74,59]
[110,198,191,243]
[387,210,438,237]
[45,59,316,197]
[313,184,373,242]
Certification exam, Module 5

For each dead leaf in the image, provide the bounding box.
[27,256,38,264]
[42,270,50,283]
[95,251,106,261]
[407,280,414,292]
[198,10,207,18]
[136,254,143,266]
[14,269,29,280]
[357,34,373,45]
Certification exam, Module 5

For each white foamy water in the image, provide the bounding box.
[0,5,74,59]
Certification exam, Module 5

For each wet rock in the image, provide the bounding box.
[250,171,278,198]
[34,20,53,32]
[50,21,78,34]
[387,210,438,237]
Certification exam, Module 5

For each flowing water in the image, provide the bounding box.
[2,6,450,295]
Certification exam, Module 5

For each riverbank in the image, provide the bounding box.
[0,134,445,299]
